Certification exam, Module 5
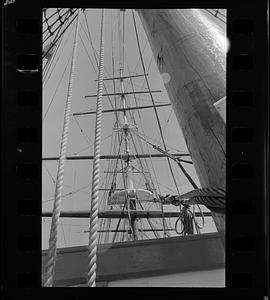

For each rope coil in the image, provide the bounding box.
[175,205,194,235]
[159,187,225,235]
[174,203,203,235]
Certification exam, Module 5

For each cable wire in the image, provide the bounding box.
[43,52,72,122]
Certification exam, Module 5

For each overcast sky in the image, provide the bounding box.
[42,9,226,249]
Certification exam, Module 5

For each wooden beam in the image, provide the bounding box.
[42,210,212,218]
[42,153,190,161]
[95,73,148,81]
[103,171,150,173]
[72,103,171,116]
[84,90,162,98]
[86,228,175,233]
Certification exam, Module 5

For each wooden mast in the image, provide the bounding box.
[137,9,226,247]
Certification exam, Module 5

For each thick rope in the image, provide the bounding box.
[43,10,80,287]
[161,187,226,212]
[87,9,105,287]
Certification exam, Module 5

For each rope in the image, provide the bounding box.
[87,9,105,288]
[204,9,226,24]
[42,183,90,204]
[42,173,110,205]
[43,9,74,82]
[162,187,226,213]
[42,11,76,84]
[110,8,126,202]
[42,8,58,24]
[43,9,72,48]
[68,132,114,156]
[118,10,122,71]
[43,26,73,87]
[132,9,180,196]
[83,10,111,78]
[175,205,194,235]
[57,8,65,25]
[120,59,163,204]
[175,160,198,189]
[99,126,123,243]
[84,10,99,64]
[122,10,125,71]
[74,115,92,145]
[129,134,169,237]
[42,9,69,35]
[43,163,56,185]
[43,10,80,287]
[43,52,72,121]
[43,10,79,57]
[131,11,199,233]
[78,31,97,73]
[83,10,119,124]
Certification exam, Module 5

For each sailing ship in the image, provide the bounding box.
[42,8,226,287]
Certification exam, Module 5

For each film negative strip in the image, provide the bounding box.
[1,0,268,298]
[227,8,268,295]
[2,0,41,294]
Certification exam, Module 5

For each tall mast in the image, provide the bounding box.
[119,10,138,240]
[136,9,226,246]
[119,68,139,240]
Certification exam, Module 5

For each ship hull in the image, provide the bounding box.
[42,232,225,287]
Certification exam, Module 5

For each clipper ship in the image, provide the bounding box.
[42,8,226,287]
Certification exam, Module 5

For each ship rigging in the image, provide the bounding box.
[42,8,226,287]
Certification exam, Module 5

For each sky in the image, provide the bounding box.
[42,9,226,250]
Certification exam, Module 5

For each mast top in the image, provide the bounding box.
[108,189,156,205]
